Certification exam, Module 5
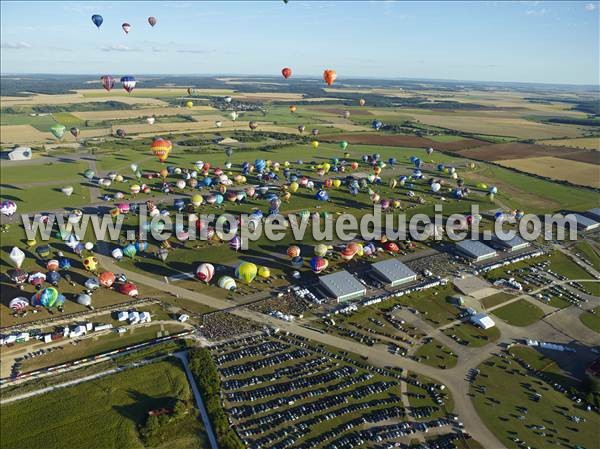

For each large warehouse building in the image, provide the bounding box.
[319,270,366,303]
[455,240,497,262]
[572,213,600,231]
[587,208,600,221]
[371,259,417,287]
[491,234,530,252]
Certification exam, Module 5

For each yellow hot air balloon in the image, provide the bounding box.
[332,179,341,188]
[314,244,328,257]
[322,163,331,173]
[389,179,397,189]
[236,262,258,284]
[374,166,382,175]
[26,239,37,248]
[191,194,203,207]
[311,141,319,150]
[186,101,193,109]
[258,266,271,279]
[289,182,299,193]
[282,191,291,202]
[159,168,169,179]
[83,256,98,272]
[151,139,172,163]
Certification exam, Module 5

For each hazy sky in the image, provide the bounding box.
[1,1,598,85]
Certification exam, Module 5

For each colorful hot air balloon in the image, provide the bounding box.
[9,297,29,312]
[218,276,237,291]
[50,124,66,139]
[323,69,337,86]
[287,245,301,258]
[258,266,271,279]
[372,120,383,131]
[91,14,103,28]
[151,138,172,162]
[99,271,116,288]
[235,262,258,284]
[70,127,80,138]
[196,263,215,283]
[1,200,17,217]
[123,243,137,259]
[314,244,328,257]
[339,141,348,150]
[31,287,64,309]
[298,124,306,133]
[249,121,258,130]
[229,235,242,251]
[119,282,138,297]
[122,22,131,34]
[120,76,136,93]
[282,67,292,79]
[148,16,157,26]
[289,105,297,113]
[83,256,99,271]
[100,75,114,91]
[310,256,328,274]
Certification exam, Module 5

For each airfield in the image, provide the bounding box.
[1,77,599,449]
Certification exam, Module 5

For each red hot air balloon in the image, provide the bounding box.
[100,75,115,92]
[148,16,157,27]
[281,67,292,79]
[323,69,337,86]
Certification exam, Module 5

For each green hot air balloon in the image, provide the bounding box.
[83,169,95,180]
[339,141,348,150]
[50,124,66,140]
[123,243,137,259]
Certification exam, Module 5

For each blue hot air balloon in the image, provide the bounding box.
[202,177,213,187]
[59,258,71,270]
[372,120,383,131]
[291,256,303,268]
[437,164,445,172]
[174,198,185,212]
[135,241,148,252]
[91,14,103,28]
[255,159,266,173]
[47,271,61,286]
[388,158,396,166]
[315,190,329,201]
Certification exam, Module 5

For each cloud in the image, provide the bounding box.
[152,47,167,53]
[100,44,141,52]
[1,41,32,49]
[525,8,546,16]
[585,3,597,11]
[176,49,213,54]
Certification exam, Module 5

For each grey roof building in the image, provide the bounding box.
[371,259,417,287]
[319,270,366,303]
[491,234,530,252]
[455,240,497,262]
[572,213,600,231]
[587,207,600,221]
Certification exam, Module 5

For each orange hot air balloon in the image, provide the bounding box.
[289,105,297,113]
[282,67,292,79]
[323,69,337,86]
[151,138,172,163]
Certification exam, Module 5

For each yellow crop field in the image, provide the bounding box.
[1,93,167,107]
[498,156,600,188]
[537,137,600,151]
[71,106,215,121]
[0,124,48,144]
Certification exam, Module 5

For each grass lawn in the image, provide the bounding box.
[414,338,458,369]
[47,112,86,129]
[443,322,501,347]
[481,292,515,309]
[492,299,544,327]
[0,358,210,449]
[0,113,56,127]
[579,306,600,333]
[549,251,600,296]
[394,283,463,327]
[470,350,598,449]
[573,241,600,271]
[0,161,89,185]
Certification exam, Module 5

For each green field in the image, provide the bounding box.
[0,161,89,185]
[492,299,544,326]
[443,322,501,347]
[481,292,515,309]
[0,359,209,449]
[0,113,56,127]
[413,338,458,369]
[574,241,600,271]
[549,251,600,296]
[471,348,599,449]
[580,306,600,333]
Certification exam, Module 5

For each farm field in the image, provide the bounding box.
[537,137,600,150]
[579,306,600,333]
[0,358,210,449]
[498,156,600,188]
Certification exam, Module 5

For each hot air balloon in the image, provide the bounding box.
[46,259,59,272]
[249,121,258,130]
[311,128,319,136]
[76,293,92,306]
[9,297,29,312]
[122,22,131,34]
[291,256,303,268]
[185,100,193,109]
[340,247,355,261]
[119,282,138,297]
[61,185,74,197]
[287,245,301,258]
[120,76,136,93]
[229,111,238,121]
[282,67,292,79]
[100,75,115,91]
[91,14,103,28]
[235,262,258,284]
[215,120,222,128]
[358,98,366,106]
[218,276,237,291]
[323,69,337,86]
[311,141,319,150]
[151,138,172,162]
[115,128,126,138]
[70,127,79,138]
[1,200,17,217]
[123,243,137,259]
[9,247,25,268]
[148,16,157,26]
[229,235,242,251]
[289,105,297,113]
[426,147,434,155]
[99,271,116,288]
[385,241,400,253]
[310,256,328,274]
[83,256,98,271]
[224,96,233,103]
[50,124,66,139]
[258,266,271,279]
[372,120,383,131]
[298,124,306,133]
[196,263,215,283]
[431,182,441,193]
[314,244,328,257]
[32,287,64,309]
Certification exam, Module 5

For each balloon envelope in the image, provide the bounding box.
[91,14,103,28]
[148,16,157,26]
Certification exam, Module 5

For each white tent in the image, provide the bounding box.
[470,313,495,329]
[8,146,32,161]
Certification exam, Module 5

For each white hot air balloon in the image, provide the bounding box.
[215,120,222,128]
[146,117,155,125]
[61,186,74,196]
[224,96,232,103]
[229,111,238,121]
[85,242,94,251]
[431,182,441,193]
[9,247,25,268]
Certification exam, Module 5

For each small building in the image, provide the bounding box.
[470,313,495,329]
[572,213,600,231]
[70,325,87,338]
[455,240,497,262]
[371,259,417,287]
[139,311,151,323]
[94,323,113,332]
[491,234,530,252]
[128,311,140,324]
[587,207,600,222]
[178,314,190,323]
[117,311,128,322]
[8,146,32,161]
[319,270,366,303]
